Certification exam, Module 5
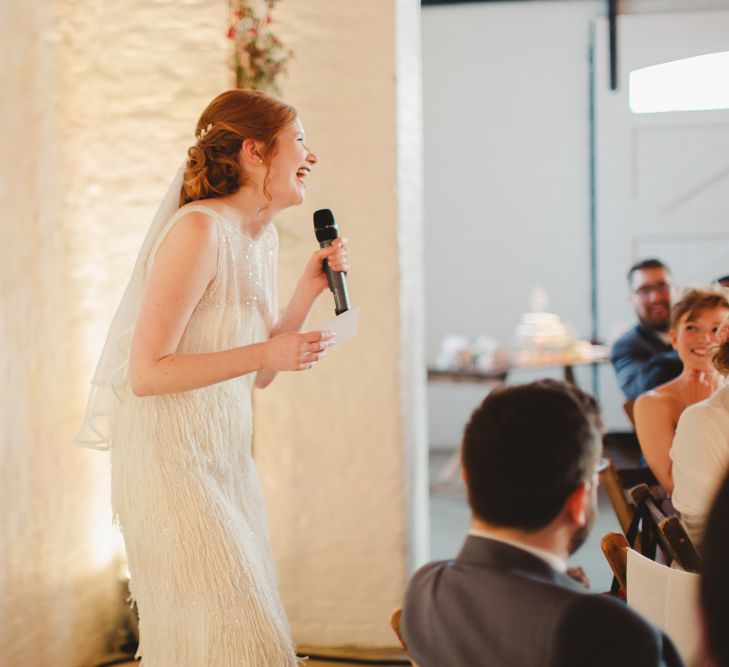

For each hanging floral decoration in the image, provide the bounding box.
[227,0,292,94]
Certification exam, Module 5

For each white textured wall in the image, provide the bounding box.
[395,0,430,582]
[0,1,227,665]
[254,0,427,647]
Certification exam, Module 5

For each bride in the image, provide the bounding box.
[76,89,349,665]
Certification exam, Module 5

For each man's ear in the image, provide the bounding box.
[564,482,589,527]
[240,138,264,165]
[460,465,468,486]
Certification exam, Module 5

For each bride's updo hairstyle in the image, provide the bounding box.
[180,89,297,206]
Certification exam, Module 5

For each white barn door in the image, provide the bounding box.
[594,11,729,429]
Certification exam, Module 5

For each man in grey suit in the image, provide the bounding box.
[401,380,684,667]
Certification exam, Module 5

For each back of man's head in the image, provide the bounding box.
[462,380,602,532]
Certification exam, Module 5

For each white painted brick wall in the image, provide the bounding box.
[1,1,227,664]
[254,0,427,647]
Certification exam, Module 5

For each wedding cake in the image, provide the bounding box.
[515,287,572,351]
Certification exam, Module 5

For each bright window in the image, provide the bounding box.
[629,51,729,114]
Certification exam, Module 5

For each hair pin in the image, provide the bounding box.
[198,122,214,140]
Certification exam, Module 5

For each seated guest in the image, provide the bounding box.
[700,468,729,667]
[634,287,729,494]
[671,322,729,545]
[611,259,682,401]
[401,380,683,667]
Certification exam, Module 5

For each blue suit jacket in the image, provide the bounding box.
[401,536,684,667]
[610,324,682,400]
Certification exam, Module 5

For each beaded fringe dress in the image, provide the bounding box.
[111,205,297,666]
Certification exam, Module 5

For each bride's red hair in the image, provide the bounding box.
[180,89,297,206]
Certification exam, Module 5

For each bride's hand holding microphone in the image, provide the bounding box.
[299,236,349,296]
[259,214,350,377]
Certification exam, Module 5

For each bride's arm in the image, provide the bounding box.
[129,212,328,397]
[255,237,348,389]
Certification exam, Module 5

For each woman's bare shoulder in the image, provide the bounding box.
[152,206,219,271]
[166,206,220,243]
[175,201,219,224]
[635,385,678,416]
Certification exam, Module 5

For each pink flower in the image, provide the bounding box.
[226,25,235,39]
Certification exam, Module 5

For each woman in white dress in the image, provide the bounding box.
[76,89,348,665]
[633,287,729,494]
[672,322,729,547]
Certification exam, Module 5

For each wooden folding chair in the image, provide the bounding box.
[624,540,704,664]
[601,532,629,594]
[623,399,636,427]
[628,484,701,573]
[599,459,660,537]
[600,459,636,535]
[390,608,419,667]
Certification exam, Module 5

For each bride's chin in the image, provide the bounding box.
[269,191,303,209]
[291,188,306,206]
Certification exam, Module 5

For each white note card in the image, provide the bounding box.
[317,306,359,346]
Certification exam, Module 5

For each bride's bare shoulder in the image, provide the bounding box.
[153,206,219,271]
[168,204,220,239]
[175,201,218,223]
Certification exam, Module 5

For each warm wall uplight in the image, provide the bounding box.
[629,51,729,114]
[86,478,126,571]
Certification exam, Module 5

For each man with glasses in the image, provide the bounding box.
[400,380,683,667]
[610,258,682,401]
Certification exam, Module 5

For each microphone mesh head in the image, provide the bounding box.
[313,208,336,230]
[313,208,338,242]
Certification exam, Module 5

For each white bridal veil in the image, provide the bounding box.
[74,164,185,450]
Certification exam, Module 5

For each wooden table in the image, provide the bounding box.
[428,346,610,486]
[427,345,610,387]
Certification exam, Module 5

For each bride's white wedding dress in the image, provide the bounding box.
[111,205,296,666]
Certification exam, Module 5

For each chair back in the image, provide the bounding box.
[628,484,701,572]
[600,458,663,546]
[626,548,703,664]
[390,608,405,648]
[390,607,419,667]
[600,459,637,535]
[602,531,705,664]
[623,399,636,427]
[600,532,628,594]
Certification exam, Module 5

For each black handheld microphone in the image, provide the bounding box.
[313,208,350,316]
